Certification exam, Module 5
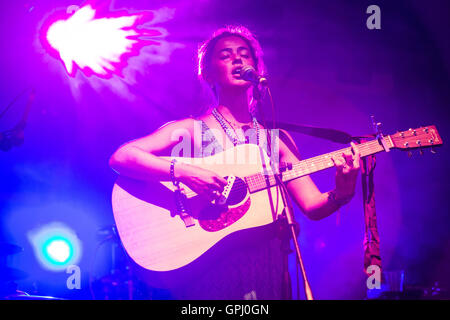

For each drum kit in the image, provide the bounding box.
[1,226,145,300]
[0,242,63,300]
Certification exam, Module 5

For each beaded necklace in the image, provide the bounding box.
[212,107,260,146]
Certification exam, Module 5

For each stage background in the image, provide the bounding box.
[0,0,449,299]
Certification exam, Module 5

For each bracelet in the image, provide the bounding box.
[328,189,353,207]
[170,159,179,187]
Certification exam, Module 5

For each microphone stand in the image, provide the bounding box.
[264,116,383,298]
[276,174,315,300]
[256,84,382,299]
[254,86,315,300]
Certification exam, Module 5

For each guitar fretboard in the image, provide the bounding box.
[245,136,393,193]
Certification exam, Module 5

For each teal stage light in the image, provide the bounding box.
[43,236,73,265]
[28,222,82,271]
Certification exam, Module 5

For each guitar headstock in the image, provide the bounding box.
[389,125,443,151]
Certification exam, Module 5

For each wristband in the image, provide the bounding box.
[170,159,179,187]
[328,189,352,207]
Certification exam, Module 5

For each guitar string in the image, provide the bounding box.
[234,132,431,192]
[245,138,389,191]
[185,140,384,196]
[186,131,432,194]
[180,133,429,196]
[246,143,378,193]
[183,132,433,197]
[249,130,433,188]
[181,139,386,197]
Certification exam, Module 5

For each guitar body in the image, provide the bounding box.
[112,124,443,279]
[112,144,285,273]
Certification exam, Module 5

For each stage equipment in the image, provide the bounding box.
[265,117,442,299]
[240,66,268,86]
[40,3,160,78]
[0,242,23,256]
[42,236,74,266]
[0,242,27,299]
[0,88,34,151]
[254,74,443,300]
[89,226,145,300]
[27,223,82,271]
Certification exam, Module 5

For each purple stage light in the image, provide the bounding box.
[40,1,161,79]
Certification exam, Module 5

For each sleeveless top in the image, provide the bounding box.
[136,120,292,300]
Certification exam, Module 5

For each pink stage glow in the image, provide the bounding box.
[41,2,161,78]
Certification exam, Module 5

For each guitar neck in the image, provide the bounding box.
[245,136,394,193]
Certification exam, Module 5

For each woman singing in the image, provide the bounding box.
[109,25,360,299]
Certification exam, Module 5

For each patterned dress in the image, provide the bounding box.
[135,120,292,300]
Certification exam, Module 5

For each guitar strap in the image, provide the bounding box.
[361,146,382,275]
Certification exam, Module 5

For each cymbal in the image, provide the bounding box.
[98,271,133,285]
[0,267,28,281]
[5,294,64,300]
[0,243,23,256]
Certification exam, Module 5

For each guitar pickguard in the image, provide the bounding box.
[199,196,251,232]
[197,176,251,232]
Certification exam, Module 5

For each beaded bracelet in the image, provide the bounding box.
[170,159,179,187]
[328,189,353,207]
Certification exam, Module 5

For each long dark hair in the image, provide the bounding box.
[197,25,266,101]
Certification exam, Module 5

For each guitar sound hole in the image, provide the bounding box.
[197,177,248,220]
[225,176,248,206]
[198,176,251,232]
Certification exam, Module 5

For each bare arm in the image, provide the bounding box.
[109,118,227,198]
[109,119,191,181]
[278,130,360,220]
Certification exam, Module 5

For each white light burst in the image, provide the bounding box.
[44,4,159,78]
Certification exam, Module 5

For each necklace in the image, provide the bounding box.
[212,107,260,146]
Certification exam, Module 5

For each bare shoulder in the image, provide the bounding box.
[277,128,302,161]
[122,117,197,155]
[157,117,197,132]
[278,129,297,147]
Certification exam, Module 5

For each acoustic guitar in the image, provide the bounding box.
[112,126,442,272]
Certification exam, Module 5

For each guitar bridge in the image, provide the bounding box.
[174,188,195,228]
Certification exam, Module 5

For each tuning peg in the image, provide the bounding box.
[431,147,437,154]
[408,151,413,158]
[419,148,424,156]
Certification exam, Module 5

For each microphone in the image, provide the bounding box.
[240,66,267,86]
